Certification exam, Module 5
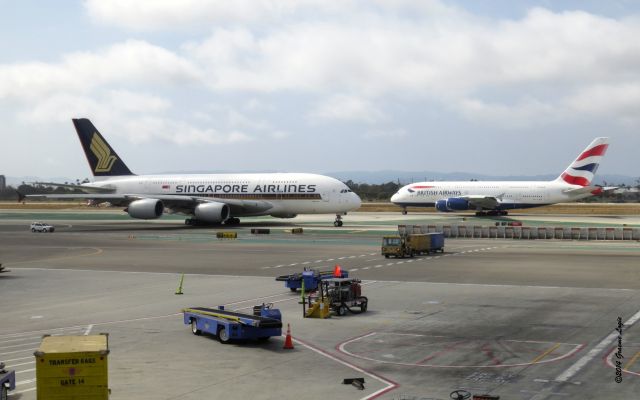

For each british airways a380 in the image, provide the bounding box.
[27,119,361,226]
[390,137,610,216]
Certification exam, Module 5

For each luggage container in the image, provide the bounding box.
[34,334,109,400]
[426,232,445,253]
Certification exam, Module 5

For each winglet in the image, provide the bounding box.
[72,119,134,178]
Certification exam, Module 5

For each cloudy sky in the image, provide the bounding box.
[1,0,639,181]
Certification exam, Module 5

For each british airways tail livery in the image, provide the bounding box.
[28,119,361,226]
[391,137,610,216]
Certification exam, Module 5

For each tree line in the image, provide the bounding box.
[1,179,640,202]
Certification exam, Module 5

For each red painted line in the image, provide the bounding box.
[287,333,399,399]
[338,332,586,369]
[481,342,503,366]
[603,346,640,377]
[416,340,466,364]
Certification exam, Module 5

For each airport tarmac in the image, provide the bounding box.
[1,211,639,399]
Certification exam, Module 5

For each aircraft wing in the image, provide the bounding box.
[29,182,115,194]
[459,195,501,210]
[25,194,274,215]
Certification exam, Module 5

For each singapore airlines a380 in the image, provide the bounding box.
[27,119,361,227]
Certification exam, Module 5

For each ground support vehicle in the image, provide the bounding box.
[183,304,282,343]
[305,278,368,317]
[276,268,348,292]
[30,222,54,233]
[381,233,431,258]
[34,334,109,400]
[1,363,16,399]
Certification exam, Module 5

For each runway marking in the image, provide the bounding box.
[605,347,640,377]
[338,332,583,369]
[556,308,640,382]
[302,261,310,264]
[84,324,94,335]
[291,335,398,400]
[2,247,103,267]
[351,268,359,272]
[374,265,383,268]
[2,356,32,363]
[531,343,562,364]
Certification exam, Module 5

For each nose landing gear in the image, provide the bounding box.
[334,214,344,227]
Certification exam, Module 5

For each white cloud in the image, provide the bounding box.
[310,95,387,124]
[0,40,201,101]
[122,117,252,145]
[84,0,338,31]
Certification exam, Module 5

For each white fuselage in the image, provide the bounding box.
[86,172,361,216]
[391,180,593,210]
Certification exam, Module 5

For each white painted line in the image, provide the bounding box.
[16,368,36,374]
[555,308,640,382]
[369,252,377,255]
[327,258,334,261]
[351,268,359,272]
[374,265,383,268]
[15,379,36,385]
[2,356,32,363]
[293,335,398,400]
[396,261,404,265]
[0,342,41,350]
[338,257,346,260]
[314,260,323,263]
[9,387,36,396]
[406,260,414,263]
[349,256,356,259]
[84,324,93,335]
[302,261,310,265]
[7,360,34,367]
[534,379,549,383]
[289,263,298,266]
[386,263,394,266]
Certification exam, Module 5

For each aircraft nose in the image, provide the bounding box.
[390,192,400,203]
[351,192,362,208]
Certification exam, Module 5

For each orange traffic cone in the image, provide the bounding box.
[283,323,294,349]
[333,264,342,277]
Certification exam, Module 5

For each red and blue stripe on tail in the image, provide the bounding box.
[557,137,609,186]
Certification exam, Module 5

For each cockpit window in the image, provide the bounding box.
[340,189,353,193]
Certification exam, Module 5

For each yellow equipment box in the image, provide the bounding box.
[34,333,109,400]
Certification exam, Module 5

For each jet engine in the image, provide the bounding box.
[127,199,164,219]
[194,202,230,223]
[435,198,469,212]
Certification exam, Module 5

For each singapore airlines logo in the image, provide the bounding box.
[89,133,117,172]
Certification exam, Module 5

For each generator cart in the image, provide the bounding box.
[309,278,368,316]
[183,304,282,343]
[276,267,348,292]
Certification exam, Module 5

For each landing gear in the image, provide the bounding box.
[185,218,194,225]
[401,208,407,215]
[334,214,344,227]
[225,217,240,225]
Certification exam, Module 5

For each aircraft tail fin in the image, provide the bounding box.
[556,137,609,186]
[72,118,134,178]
